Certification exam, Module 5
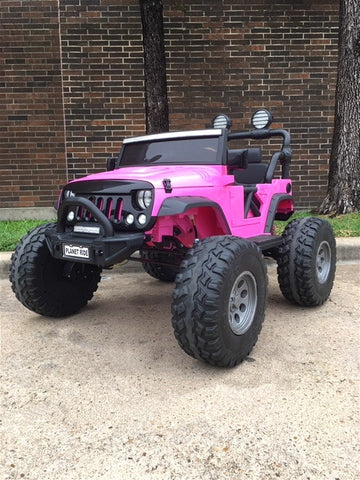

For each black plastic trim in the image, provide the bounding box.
[58,197,114,236]
[228,128,291,148]
[265,193,294,232]
[45,226,145,267]
[251,235,283,250]
[63,179,153,195]
[60,179,155,232]
[159,196,218,215]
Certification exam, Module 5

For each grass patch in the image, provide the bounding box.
[0,213,359,252]
[275,212,360,237]
[0,220,54,252]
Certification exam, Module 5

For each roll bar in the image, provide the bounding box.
[228,128,291,149]
[228,128,292,180]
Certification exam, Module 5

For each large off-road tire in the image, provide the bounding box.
[10,223,102,317]
[171,236,267,367]
[140,249,179,282]
[277,217,336,306]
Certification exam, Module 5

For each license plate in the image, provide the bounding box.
[63,244,89,259]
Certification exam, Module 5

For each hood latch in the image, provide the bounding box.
[163,178,172,193]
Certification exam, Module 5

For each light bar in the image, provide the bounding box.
[74,225,100,235]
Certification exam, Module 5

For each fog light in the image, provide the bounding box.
[67,211,75,222]
[212,114,232,130]
[138,214,147,225]
[125,213,135,225]
[251,109,273,129]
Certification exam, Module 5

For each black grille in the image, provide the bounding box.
[76,195,123,222]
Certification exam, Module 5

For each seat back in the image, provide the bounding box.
[227,148,248,168]
[233,148,267,184]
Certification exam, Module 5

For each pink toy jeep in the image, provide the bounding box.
[10,110,336,367]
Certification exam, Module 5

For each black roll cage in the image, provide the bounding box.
[226,128,292,180]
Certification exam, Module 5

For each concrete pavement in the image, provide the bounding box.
[1,260,359,480]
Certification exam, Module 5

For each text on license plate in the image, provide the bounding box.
[63,244,89,259]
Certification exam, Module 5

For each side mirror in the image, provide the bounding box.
[106,157,117,171]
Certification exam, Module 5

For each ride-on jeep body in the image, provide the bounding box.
[10,110,336,367]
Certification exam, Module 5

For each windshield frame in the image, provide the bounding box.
[118,129,227,167]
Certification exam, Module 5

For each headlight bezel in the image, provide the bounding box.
[135,189,153,210]
[63,189,76,200]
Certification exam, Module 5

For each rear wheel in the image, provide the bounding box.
[171,236,267,367]
[140,249,179,282]
[10,223,102,317]
[277,217,336,306]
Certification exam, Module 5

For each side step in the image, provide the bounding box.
[250,235,283,251]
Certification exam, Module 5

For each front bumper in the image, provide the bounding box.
[45,227,145,267]
[46,197,145,267]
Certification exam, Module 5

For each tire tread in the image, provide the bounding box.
[10,223,101,317]
[277,217,336,306]
[172,236,267,367]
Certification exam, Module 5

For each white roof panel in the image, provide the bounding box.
[123,129,223,144]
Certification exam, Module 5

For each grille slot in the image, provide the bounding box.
[76,195,123,223]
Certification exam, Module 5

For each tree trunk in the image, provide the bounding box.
[139,0,169,134]
[319,0,360,215]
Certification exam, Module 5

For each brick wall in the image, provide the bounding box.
[0,0,67,209]
[164,0,339,208]
[60,0,145,179]
[1,0,339,211]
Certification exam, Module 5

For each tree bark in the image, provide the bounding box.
[139,0,169,134]
[319,0,360,215]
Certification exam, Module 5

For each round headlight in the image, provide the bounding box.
[136,190,152,210]
[63,189,75,199]
[251,109,273,129]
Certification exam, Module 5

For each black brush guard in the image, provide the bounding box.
[45,197,145,267]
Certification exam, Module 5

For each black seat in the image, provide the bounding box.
[228,148,266,218]
[227,148,248,168]
[233,148,267,185]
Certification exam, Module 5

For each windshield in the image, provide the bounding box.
[119,137,221,166]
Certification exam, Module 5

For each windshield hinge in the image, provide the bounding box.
[163,178,172,193]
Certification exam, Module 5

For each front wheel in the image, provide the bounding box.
[171,236,267,367]
[10,223,102,317]
[277,217,336,306]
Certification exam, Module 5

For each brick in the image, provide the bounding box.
[1,0,339,210]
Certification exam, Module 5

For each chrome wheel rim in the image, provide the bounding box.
[228,271,257,335]
[316,240,332,283]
